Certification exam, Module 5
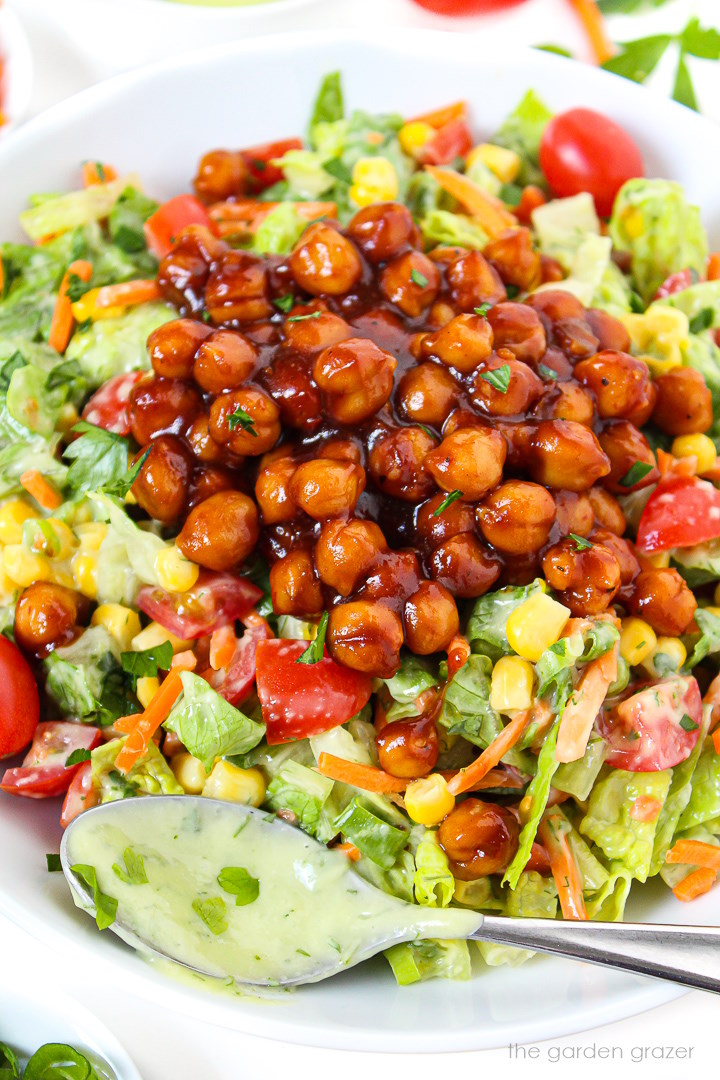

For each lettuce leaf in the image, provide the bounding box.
[553,739,607,801]
[413,830,454,908]
[580,768,672,882]
[437,654,501,747]
[44,626,135,726]
[384,938,471,985]
[650,708,710,875]
[334,796,409,869]
[65,302,173,388]
[678,741,720,831]
[420,209,488,251]
[19,175,143,241]
[466,579,546,661]
[492,89,553,187]
[91,737,182,802]
[503,717,560,889]
[383,653,439,721]
[266,759,334,835]
[164,671,265,771]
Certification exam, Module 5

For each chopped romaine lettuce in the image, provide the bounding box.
[308,71,345,137]
[0,435,68,498]
[534,631,584,701]
[384,938,471,985]
[164,671,265,771]
[383,653,439,721]
[65,302,173,388]
[91,737,182,802]
[466,579,546,661]
[413,830,454,908]
[355,849,415,904]
[492,89,553,187]
[678,741,720,831]
[531,192,600,263]
[420,209,489,251]
[438,654,501,747]
[44,626,135,726]
[580,768,672,882]
[478,870,558,967]
[585,864,633,921]
[91,493,165,593]
[108,186,159,253]
[266,759,335,835]
[672,538,720,587]
[650,710,710,874]
[334,796,409,869]
[19,175,143,241]
[535,233,613,307]
[553,739,607,801]
[503,718,560,889]
[250,204,308,255]
[687,607,720,668]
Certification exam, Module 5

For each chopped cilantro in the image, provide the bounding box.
[296,611,329,665]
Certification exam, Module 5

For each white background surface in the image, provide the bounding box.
[2,0,720,1076]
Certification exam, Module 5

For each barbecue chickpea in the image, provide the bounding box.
[534,382,595,426]
[269,550,323,616]
[476,481,555,555]
[255,453,298,524]
[260,352,323,431]
[552,317,599,360]
[148,318,212,379]
[187,466,235,509]
[193,329,257,393]
[177,224,228,267]
[176,490,259,571]
[157,245,209,314]
[438,799,519,879]
[542,537,621,616]
[536,345,574,381]
[368,426,436,502]
[425,427,506,501]
[289,221,363,296]
[346,202,418,263]
[629,568,697,636]
[193,149,247,201]
[14,583,83,654]
[282,312,353,354]
[483,227,542,292]
[487,303,546,365]
[427,301,457,327]
[554,491,594,537]
[591,528,639,585]
[585,308,632,353]
[315,518,387,596]
[527,420,610,492]
[362,550,421,603]
[209,387,281,456]
[446,250,506,310]
[588,487,626,535]
[525,289,586,324]
[379,251,439,317]
[376,716,439,779]
[327,600,404,678]
[469,354,543,417]
[430,534,501,598]
[403,581,459,654]
[597,420,658,493]
[652,367,713,436]
[131,435,193,525]
[320,438,363,465]
[129,377,202,444]
[396,362,458,426]
[575,350,656,425]
[313,338,397,424]
[205,250,272,322]
[186,414,231,465]
[289,459,365,520]
[420,313,493,373]
[415,492,476,549]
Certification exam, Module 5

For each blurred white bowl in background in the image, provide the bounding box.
[0,3,33,132]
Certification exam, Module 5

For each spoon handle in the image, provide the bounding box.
[474,916,720,994]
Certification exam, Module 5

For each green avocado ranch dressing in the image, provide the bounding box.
[64,798,482,986]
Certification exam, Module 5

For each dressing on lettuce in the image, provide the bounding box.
[164,671,265,772]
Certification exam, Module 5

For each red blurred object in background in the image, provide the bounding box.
[411,0,528,13]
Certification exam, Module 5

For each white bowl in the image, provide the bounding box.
[0,30,719,1052]
[0,4,33,132]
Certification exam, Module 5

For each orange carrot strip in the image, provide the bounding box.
[704,672,720,732]
[555,644,619,764]
[447,634,471,678]
[114,714,140,735]
[19,470,63,511]
[114,670,184,774]
[210,199,337,228]
[666,839,720,872]
[48,259,93,353]
[708,254,720,282]
[93,279,160,310]
[409,101,467,129]
[209,625,237,671]
[630,795,663,823]
[82,161,118,187]
[713,727,720,755]
[424,165,518,238]
[673,867,717,903]
[447,709,531,796]
[336,841,362,862]
[567,0,615,64]
[538,813,588,920]
[316,752,407,794]
[171,650,198,672]
[242,610,275,636]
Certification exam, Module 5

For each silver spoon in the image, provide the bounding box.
[60,795,720,992]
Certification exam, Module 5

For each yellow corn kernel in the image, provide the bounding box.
[72,552,98,599]
[56,403,79,435]
[672,433,717,475]
[620,617,657,667]
[0,552,19,602]
[71,288,126,322]
[66,500,94,527]
[404,774,455,827]
[3,545,52,587]
[398,120,435,158]
[643,636,687,678]
[202,761,266,807]
[75,522,108,552]
[155,544,200,594]
[622,207,644,240]
[466,143,521,184]
[131,620,191,654]
[646,550,671,569]
[506,592,570,663]
[490,655,535,713]
[91,603,142,650]
[171,752,207,795]
[349,157,399,207]
[0,500,39,545]
[136,676,160,709]
[620,307,688,372]
[124,489,138,506]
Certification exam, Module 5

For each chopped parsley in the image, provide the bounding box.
[228,407,258,436]
[113,847,149,885]
[296,611,329,665]
[64,421,148,498]
[537,363,559,381]
[569,533,594,551]
[286,311,323,323]
[46,853,62,872]
[619,460,654,488]
[192,896,228,936]
[479,363,511,394]
[410,268,429,288]
[217,866,260,907]
[65,272,93,303]
[689,307,714,335]
[680,713,700,733]
[474,303,493,318]
[65,748,92,767]
[432,490,464,517]
[273,294,295,314]
[70,864,118,930]
[121,640,173,689]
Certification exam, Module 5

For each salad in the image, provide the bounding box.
[2,72,720,987]
[0,1040,112,1080]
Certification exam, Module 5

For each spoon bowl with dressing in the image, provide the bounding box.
[61,796,720,993]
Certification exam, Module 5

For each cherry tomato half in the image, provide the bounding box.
[419,119,473,165]
[599,677,703,772]
[82,371,147,436]
[207,617,272,706]
[144,195,214,260]
[136,570,262,639]
[240,138,303,193]
[0,636,40,759]
[636,476,720,553]
[1,722,102,799]
[411,0,528,13]
[653,268,696,301]
[60,761,98,828]
[539,108,644,217]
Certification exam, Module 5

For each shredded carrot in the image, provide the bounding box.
[447,766,525,792]
[555,644,618,764]
[666,839,720,872]
[114,670,184,774]
[242,610,275,636]
[82,161,118,187]
[209,625,237,671]
[336,841,362,862]
[672,867,717,902]
[424,165,518,238]
[19,470,63,511]
[708,254,720,282]
[316,752,407,794]
[703,673,720,732]
[114,714,140,735]
[210,200,337,236]
[48,259,93,353]
[567,0,615,64]
[538,812,588,919]
[713,727,720,755]
[171,650,198,672]
[447,634,471,678]
[94,279,160,310]
[515,185,547,225]
[409,101,467,129]
[630,795,663,823]
[447,709,531,796]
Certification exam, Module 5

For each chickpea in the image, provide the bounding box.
[438,799,519,879]
[327,600,404,678]
[379,251,440,317]
[527,419,610,492]
[552,317,599,360]
[177,490,259,571]
[420,313,493,373]
[591,528,639,585]
[177,224,228,267]
[260,352,323,432]
[255,453,298,525]
[396,362,458,427]
[320,438,362,465]
[539,255,566,284]
[368,426,436,502]
[425,428,507,501]
[483,227,542,292]
[205,250,272,323]
[415,492,476,549]
[428,246,465,266]
[441,406,481,438]
[652,367,713,436]
[446,250,506,310]
[157,244,209,314]
[588,487,626,535]
[403,581,459,654]
[629,568,697,636]
[476,480,555,555]
[148,318,212,379]
[187,466,235,509]
[346,202,419,263]
[193,149,247,201]
[586,308,632,353]
[534,381,596,426]
[131,435,193,525]
[315,518,387,596]
[430,534,501,598]
[282,312,353,354]
[535,345,573,381]
[597,420,658,493]
[269,550,323,616]
[129,377,201,444]
[554,491,594,537]
[289,459,366,520]
[15,583,83,654]
[209,387,281,456]
[376,716,439,779]
[193,329,257,394]
[427,300,458,327]
[525,289,586,325]
[487,303,546,365]
[313,338,396,424]
[362,550,421,603]
[289,221,363,296]
[542,537,621,616]
[186,414,231,465]
[575,350,656,425]
[469,353,544,417]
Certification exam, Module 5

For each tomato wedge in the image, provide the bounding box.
[419,119,473,166]
[1,722,102,798]
[653,269,696,300]
[599,676,703,772]
[241,138,303,192]
[208,618,272,706]
[636,476,720,552]
[60,761,98,827]
[256,639,373,744]
[0,636,40,759]
[82,371,147,436]
[144,195,214,260]
[136,570,262,639]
